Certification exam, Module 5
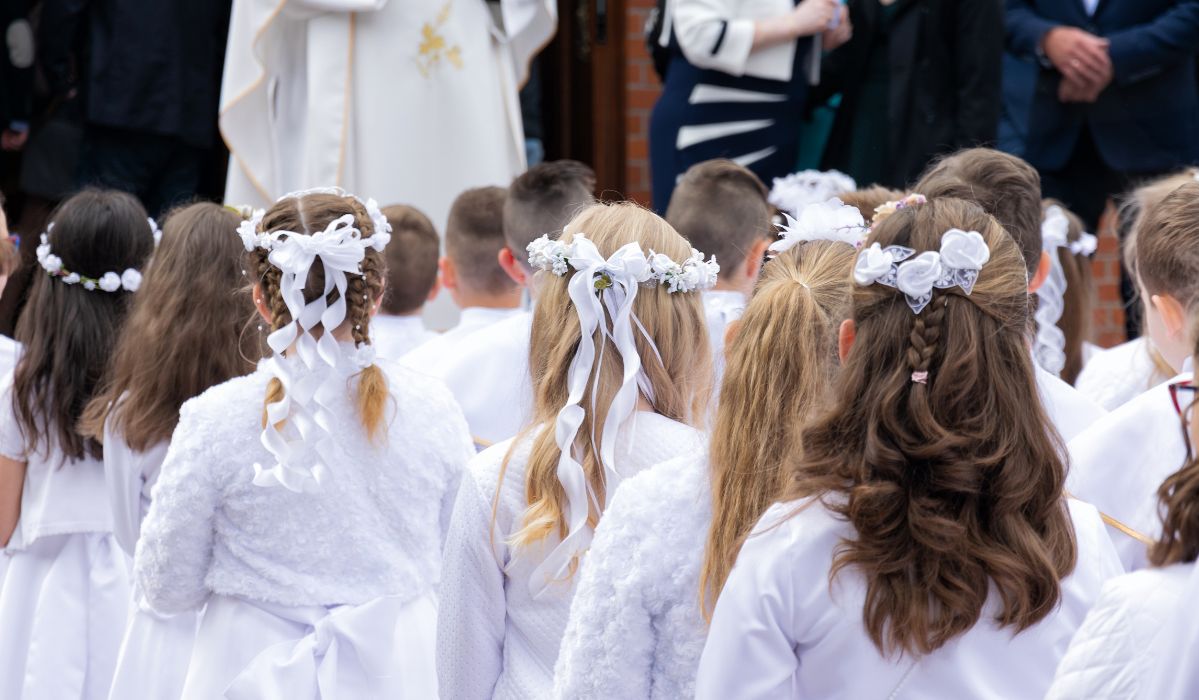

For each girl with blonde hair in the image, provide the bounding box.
[436,202,716,699]
[132,189,473,697]
[553,197,862,699]
[696,197,1123,698]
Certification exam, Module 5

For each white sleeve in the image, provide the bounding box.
[102,414,149,559]
[1045,579,1148,700]
[436,468,508,700]
[672,0,757,76]
[695,527,800,700]
[553,492,655,700]
[133,402,222,614]
[439,407,475,545]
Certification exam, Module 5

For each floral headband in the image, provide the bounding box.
[769,197,869,256]
[853,229,991,314]
[768,169,857,218]
[872,193,928,226]
[35,217,159,293]
[526,234,719,294]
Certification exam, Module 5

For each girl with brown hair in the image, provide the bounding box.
[1033,200,1097,385]
[132,189,474,697]
[0,189,156,699]
[436,202,715,700]
[553,198,862,699]
[78,202,258,700]
[695,197,1122,698]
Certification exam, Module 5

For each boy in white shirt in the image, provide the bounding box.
[401,187,522,372]
[372,204,440,360]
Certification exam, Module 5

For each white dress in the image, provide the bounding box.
[436,412,706,700]
[101,412,193,700]
[0,372,131,700]
[371,314,437,361]
[400,306,522,375]
[1035,363,1106,443]
[695,498,1123,699]
[1067,370,1190,571]
[554,450,712,700]
[1075,337,1172,411]
[134,358,473,698]
[702,289,746,388]
[425,310,534,446]
[1046,563,1191,699]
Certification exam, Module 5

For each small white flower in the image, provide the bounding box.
[148,217,162,246]
[121,269,142,292]
[527,235,570,276]
[83,279,96,291]
[62,272,81,285]
[98,271,122,292]
[42,254,63,274]
[854,243,895,286]
[237,219,262,252]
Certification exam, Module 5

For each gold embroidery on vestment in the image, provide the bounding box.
[416,1,463,77]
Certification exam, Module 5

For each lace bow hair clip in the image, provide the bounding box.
[527,234,720,294]
[853,229,991,314]
[770,197,869,256]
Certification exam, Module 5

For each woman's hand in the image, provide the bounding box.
[822,5,852,50]
[788,0,840,38]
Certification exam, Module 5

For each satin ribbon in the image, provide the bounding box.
[527,238,661,597]
[1034,206,1071,376]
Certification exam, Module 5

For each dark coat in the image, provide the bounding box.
[817,0,1003,188]
[39,0,232,148]
[1006,0,1199,173]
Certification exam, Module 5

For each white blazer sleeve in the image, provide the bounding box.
[435,468,508,700]
[672,0,757,76]
[695,526,799,700]
[553,490,655,699]
[133,402,222,614]
[1045,577,1151,700]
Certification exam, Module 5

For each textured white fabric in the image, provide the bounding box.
[371,314,437,361]
[1142,562,1199,699]
[436,413,705,700]
[702,289,746,384]
[135,358,473,613]
[424,310,534,445]
[1075,337,1172,411]
[0,334,20,379]
[695,498,1123,699]
[101,412,169,560]
[1046,563,1190,700]
[1035,362,1106,443]
[400,306,522,374]
[1068,371,1191,571]
[554,450,711,700]
[672,0,798,81]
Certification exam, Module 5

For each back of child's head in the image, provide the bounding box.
[252,192,389,438]
[701,239,855,615]
[664,159,771,280]
[1134,182,1199,341]
[1039,200,1095,384]
[913,148,1043,277]
[1120,169,1199,280]
[513,202,711,551]
[503,159,596,260]
[839,185,905,224]
[14,189,156,461]
[446,186,517,297]
[81,203,257,451]
[791,196,1076,656]
[380,204,439,315]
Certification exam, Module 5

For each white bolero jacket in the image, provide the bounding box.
[669,0,802,82]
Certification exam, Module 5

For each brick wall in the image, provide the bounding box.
[620,1,1126,347]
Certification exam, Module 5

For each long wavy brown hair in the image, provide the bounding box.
[787,197,1078,657]
[13,190,157,461]
[504,202,711,562]
[80,203,259,450]
[699,240,855,617]
[251,193,389,439]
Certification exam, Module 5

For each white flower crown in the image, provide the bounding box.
[35,217,159,293]
[236,187,393,254]
[769,197,869,256]
[768,169,857,218]
[853,229,992,314]
[526,234,719,294]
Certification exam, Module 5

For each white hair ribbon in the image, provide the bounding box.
[854,229,990,314]
[1033,206,1077,376]
[769,197,869,256]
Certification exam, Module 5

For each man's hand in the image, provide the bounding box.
[1043,26,1111,89]
[1058,76,1106,103]
[822,6,852,51]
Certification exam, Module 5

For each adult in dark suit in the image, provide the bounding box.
[817,0,1003,190]
[1006,0,1199,230]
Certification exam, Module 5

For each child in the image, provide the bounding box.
[913,147,1105,441]
[664,159,773,369]
[78,203,258,700]
[372,204,439,359]
[838,185,904,223]
[553,198,861,699]
[0,189,156,699]
[1034,200,1097,384]
[436,202,715,699]
[1075,170,1197,410]
[133,190,474,696]
[694,197,1122,698]
[1069,182,1199,570]
[401,186,522,372]
[1048,323,1199,698]
[433,160,596,445]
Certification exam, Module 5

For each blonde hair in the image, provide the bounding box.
[502,202,712,562]
[251,193,389,440]
[700,241,855,617]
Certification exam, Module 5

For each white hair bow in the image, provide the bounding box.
[1034,205,1093,376]
[854,229,991,313]
[770,197,868,255]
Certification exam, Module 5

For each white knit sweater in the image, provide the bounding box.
[554,450,712,699]
[134,359,474,613]
[436,412,705,700]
